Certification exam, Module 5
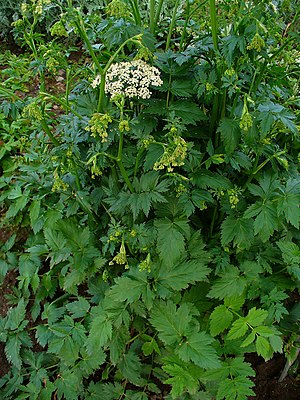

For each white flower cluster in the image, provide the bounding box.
[92,60,163,99]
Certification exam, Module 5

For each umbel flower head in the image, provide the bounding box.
[92,60,163,100]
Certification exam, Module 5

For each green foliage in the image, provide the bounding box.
[0,0,300,398]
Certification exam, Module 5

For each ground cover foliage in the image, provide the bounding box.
[0,0,299,398]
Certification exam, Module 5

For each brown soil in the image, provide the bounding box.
[247,353,300,400]
[0,269,18,377]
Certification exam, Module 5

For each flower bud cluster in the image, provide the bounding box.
[239,102,253,132]
[227,187,241,209]
[109,242,128,269]
[85,113,112,142]
[106,0,130,18]
[139,253,151,273]
[154,134,188,172]
[50,20,68,37]
[52,170,68,192]
[22,103,43,121]
[92,60,163,100]
[247,33,265,52]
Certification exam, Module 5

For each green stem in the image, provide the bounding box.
[179,1,190,51]
[209,0,219,52]
[154,0,165,30]
[149,0,155,34]
[117,160,134,193]
[40,92,82,119]
[40,119,60,146]
[128,0,141,26]
[70,157,82,190]
[165,0,180,51]
[73,16,104,75]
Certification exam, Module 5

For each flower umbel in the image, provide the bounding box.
[94,60,163,100]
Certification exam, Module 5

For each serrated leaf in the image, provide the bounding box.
[29,200,41,225]
[163,363,200,397]
[269,334,283,353]
[87,382,123,400]
[221,215,254,250]
[155,218,188,266]
[255,336,272,360]
[218,118,241,154]
[277,178,300,228]
[108,273,149,304]
[177,331,220,369]
[216,376,255,400]
[210,305,233,336]
[156,259,211,293]
[5,334,22,369]
[66,297,90,318]
[150,301,192,345]
[78,348,106,377]
[108,326,130,365]
[207,267,247,300]
[168,100,207,125]
[56,370,82,400]
[246,308,268,327]
[227,318,248,340]
[5,298,26,330]
[86,313,112,354]
[245,202,278,242]
[240,332,256,348]
[117,347,146,386]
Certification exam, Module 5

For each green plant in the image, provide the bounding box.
[0,0,300,399]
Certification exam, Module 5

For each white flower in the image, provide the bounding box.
[92,75,101,88]
[104,59,163,99]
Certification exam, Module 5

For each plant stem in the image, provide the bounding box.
[209,0,219,52]
[154,0,165,31]
[40,119,60,146]
[165,0,180,51]
[149,0,155,34]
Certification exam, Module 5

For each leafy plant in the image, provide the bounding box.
[0,0,300,399]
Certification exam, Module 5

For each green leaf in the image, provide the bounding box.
[29,200,41,226]
[87,382,123,400]
[240,332,256,348]
[6,194,28,219]
[108,326,130,365]
[86,313,112,354]
[244,202,278,242]
[78,348,106,377]
[5,334,22,369]
[207,267,247,300]
[177,331,220,369]
[277,178,300,228]
[117,347,146,386]
[218,118,241,154]
[255,336,272,360]
[150,301,192,345]
[163,363,200,397]
[210,305,233,336]
[216,376,255,400]
[221,215,254,250]
[155,218,188,265]
[66,297,90,318]
[43,228,72,266]
[168,100,207,125]
[246,307,268,327]
[227,318,248,341]
[269,334,283,353]
[156,259,211,293]
[56,370,83,400]
[5,298,26,331]
[108,272,150,304]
